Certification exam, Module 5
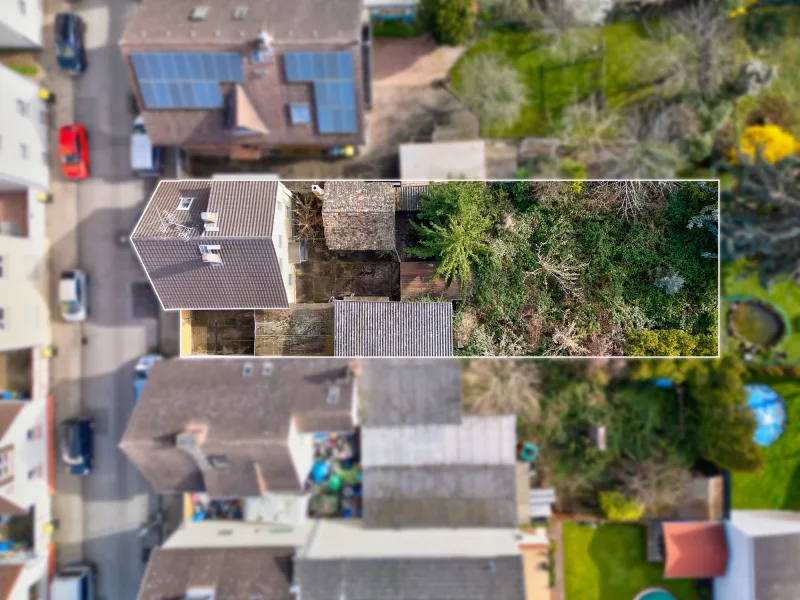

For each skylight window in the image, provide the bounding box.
[327,386,340,405]
[289,103,311,126]
[189,6,208,20]
[177,197,194,210]
[233,6,248,19]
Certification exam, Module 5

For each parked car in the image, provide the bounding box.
[58,269,88,322]
[51,563,96,600]
[133,353,163,404]
[59,124,90,180]
[60,417,94,475]
[130,116,163,178]
[54,13,87,76]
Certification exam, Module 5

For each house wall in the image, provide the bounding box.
[713,521,755,600]
[0,192,50,354]
[6,555,48,600]
[273,183,296,304]
[286,418,314,487]
[0,65,49,190]
[0,0,42,48]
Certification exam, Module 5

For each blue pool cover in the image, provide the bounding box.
[745,384,787,447]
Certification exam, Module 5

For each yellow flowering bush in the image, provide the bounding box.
[730,124,800,164]
[728,0,758,18]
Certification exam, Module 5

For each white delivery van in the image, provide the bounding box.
[51,563,95,600]
[131,116,163,178]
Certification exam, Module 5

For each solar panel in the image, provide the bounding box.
[283,51,358,134]
[131,52,243,109]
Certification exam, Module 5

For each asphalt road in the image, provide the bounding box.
[43,0,178,598]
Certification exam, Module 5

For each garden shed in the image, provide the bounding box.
[320,181,396,251]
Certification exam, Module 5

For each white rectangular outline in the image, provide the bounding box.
[131,178,722,359]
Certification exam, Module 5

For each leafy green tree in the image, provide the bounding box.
[419,0,475,45]
[409,182,493,286]
[625,329,717,356]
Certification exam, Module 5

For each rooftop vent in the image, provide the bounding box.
[262,362,274,377]
[311,185,324,199]
[201,212,217,223]
[257,30,272,47]
[189,6,209,21]
[233,6,248,19]
[242,362,254,376]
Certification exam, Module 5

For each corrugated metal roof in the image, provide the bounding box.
[396,185,429,212]
[334,301,453,357]
[361,415,516,468]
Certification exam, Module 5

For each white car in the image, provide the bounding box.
[59,269,88,322]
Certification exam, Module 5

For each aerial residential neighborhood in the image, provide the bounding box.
[0,0,797,596]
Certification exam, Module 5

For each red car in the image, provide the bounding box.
[59,124,89,180]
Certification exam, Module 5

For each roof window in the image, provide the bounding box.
[177,197,194,210]
[189,6,209,21]
[233,6,248,19]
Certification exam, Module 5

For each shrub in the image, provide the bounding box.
[418,0,475,45]
[457,53,527,129]
[625,329,717,356]
[743,9,785,51]
[730,124,800,165]
[599,491,644,521]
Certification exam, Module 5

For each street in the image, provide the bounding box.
[41,0,179,598]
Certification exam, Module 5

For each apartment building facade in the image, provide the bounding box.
[0,0,42,48]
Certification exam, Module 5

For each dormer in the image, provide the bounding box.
[201,211,219,232]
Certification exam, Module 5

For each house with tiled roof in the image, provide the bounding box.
[318,181,397,251]
[131,179,301,310]
[333,300,454,356]
[0,401,52,600]
[119,358,360,496]
[118,0,371,160]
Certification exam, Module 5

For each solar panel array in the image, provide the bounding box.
[283,51,358,134]
[131,52,244,109]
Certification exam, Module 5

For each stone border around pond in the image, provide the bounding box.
[726,296,791,351]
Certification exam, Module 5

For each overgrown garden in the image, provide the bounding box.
[410,180,719,356]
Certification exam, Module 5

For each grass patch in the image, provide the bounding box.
[731,376,800,509]
[450,21,678,136]
[563,522,699,600]
[8,63,38,77]
[723,261,800,362]
[371,18,424,37]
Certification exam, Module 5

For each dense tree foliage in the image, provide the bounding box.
[418,0,475,45]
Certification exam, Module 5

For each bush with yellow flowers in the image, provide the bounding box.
[728,0,758,18]
[730,124,800,164]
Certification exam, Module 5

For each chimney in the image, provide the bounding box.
[347,360,362,378]
[311,185,324,199]
[201,212,219,232]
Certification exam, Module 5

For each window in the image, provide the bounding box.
[285,203,292,217]
[208,455,230,468]
[26,426,42,441]
[0,448,14,479]
[27,465,43,480]
[233,6,248,19]
[327,387,340,404]
[278,234,283,248]
[189,6,209,20]
[20,144,28,159]
[198,244,221,255]
[0,257,4,278]
[42,151,48,164]
[16,99,27,116]
[289,103,311,125]
[241,362,253,376]
[177,197,194,210]
[0,307,5,330]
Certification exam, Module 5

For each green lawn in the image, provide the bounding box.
[722,261,800,362]
[451,21,678,136]
[563,522,699,600]
[732,376,800,509]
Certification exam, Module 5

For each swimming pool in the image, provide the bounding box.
[633,589,678,600]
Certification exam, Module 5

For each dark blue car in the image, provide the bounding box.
[60,417,94,475]
[54,13,87,76]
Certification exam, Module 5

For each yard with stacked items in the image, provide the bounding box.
[411,180,719,356]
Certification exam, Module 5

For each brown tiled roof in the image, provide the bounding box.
[132,180,287,310]
[321,182,396,251]
[400,262,464,301]
[0,402,23,440]
[0,565,22,599]
[120,0,364,46]
[0,497,27,515]
[232,84,270,136]
[138,547,294,600]
[663,521,729,578]
[120,358,357,496]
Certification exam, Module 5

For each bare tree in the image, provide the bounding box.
[293,194,323,242]
[618,457,692,516]
[584,181,677,221]
[548,317,589,356]
[458,53,528,130]
[462,360,541,417]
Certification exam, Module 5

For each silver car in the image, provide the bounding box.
[59,269,88,322]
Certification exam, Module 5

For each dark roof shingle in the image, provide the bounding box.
[322,182,396,251]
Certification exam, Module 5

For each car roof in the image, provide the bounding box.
[59,126,77,146]
[59,278,78,301]
[54,13,75,38]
